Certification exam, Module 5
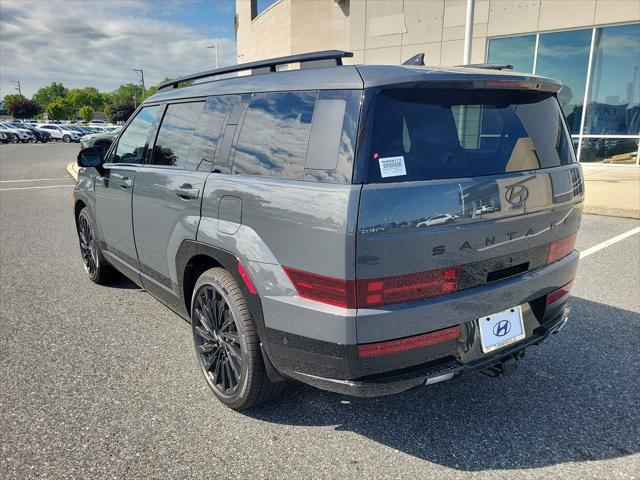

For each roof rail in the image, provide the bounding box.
[158,50,354,91]
[456,63,513,71]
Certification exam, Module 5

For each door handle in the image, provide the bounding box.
[174,185,200,199]
[120,178,132,189]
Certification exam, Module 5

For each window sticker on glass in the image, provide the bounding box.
[378,155,406,178]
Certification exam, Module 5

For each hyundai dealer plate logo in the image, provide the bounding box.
[493,320,512,337]
[505,184,529,205]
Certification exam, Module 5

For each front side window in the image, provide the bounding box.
[364,88,574,183]
[233,91,317,179]
[151,102,204,170]
[113,106,160,164]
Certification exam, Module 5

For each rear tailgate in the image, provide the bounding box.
[355,86,584,342]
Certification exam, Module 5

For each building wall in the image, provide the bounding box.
[236,0,640,66]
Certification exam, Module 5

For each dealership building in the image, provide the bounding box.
[235,0,640,166]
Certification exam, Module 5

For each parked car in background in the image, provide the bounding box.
[37,124,81,143]
[0,131,16,143]
[0,123,35,143]
[80,131,116,149]
[7,122,51,143]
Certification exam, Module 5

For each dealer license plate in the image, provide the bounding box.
[478,306,525,353]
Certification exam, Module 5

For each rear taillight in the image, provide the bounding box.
[357,325,461,358]
[356,267,459,308]
[283,266,459,309]
[547,233,577,264]
[283,267,356,308]
[546,280,573,305]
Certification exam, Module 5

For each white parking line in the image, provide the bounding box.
[0,177,71,183]
[580,226,640,259]
[0,184,74,192]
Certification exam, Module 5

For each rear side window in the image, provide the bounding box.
[233,91,317,179]
[363,88,574,183]
[151,102,204,170]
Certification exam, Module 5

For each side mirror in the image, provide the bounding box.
[77,146,104,168]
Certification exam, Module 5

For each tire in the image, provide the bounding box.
[76,207,118,284]
[63,134,71,143]
[191,268,284,410]
[10,135,18,144]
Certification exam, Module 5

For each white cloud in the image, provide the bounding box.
[0,0,237,98]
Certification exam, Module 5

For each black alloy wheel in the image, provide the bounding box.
[191,268,284,409]
[76,208,117,284]
[193,284,243,397]
[78,212,99,279]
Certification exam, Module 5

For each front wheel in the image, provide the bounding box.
[191,268,284,410]
[63,134,71,143]
[76,208,117,284]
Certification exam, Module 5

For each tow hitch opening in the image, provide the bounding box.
[481,351,525,378]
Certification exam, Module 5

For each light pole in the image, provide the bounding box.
[463,0,475,65]
[10,80,21,96]
[132,68,146,99]
[206,43,219,69]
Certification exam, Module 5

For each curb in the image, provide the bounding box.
[66,162,79,181]
[583,205,640,220]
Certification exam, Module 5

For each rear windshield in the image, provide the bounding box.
[363,88,574,183]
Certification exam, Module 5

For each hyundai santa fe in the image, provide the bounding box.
[73,50,583,410]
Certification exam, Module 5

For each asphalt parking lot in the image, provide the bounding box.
[1,143,639,479]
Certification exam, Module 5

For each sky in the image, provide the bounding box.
[0,0,237,98]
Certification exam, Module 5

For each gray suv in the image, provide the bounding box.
[73,51,583,410]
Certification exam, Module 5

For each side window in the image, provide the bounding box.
[113,106,160,164]
[151,102,204,170]
[233,91,317,179]
[190,95,245,170]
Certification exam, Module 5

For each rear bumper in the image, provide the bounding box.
[283,306,570,397]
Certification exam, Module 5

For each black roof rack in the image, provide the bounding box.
[456,63,513,71]
[158,50,354,91]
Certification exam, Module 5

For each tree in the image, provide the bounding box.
[68,87,106,112]
[105,102,135,123]
[109,83,144,106]
[3,94,27,113]
[32,82,69,109]
[7,98,42,119]
[45,98,73,120]
[79,105,94,122]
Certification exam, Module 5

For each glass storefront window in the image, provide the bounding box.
[579,138,638,164]
[487,35,536,73]
[583,23,640,135]
[536,29,592,134]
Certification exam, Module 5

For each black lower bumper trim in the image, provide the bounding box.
[285,306,570,397]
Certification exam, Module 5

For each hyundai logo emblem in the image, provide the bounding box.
[493,320,512,337]
[505,184,529,205]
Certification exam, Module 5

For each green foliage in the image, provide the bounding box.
[3,94,27,113]
[79,105,95,122]
[105,102,135,123]
[67,87,106,111]
[6,98,42,119]
[32,82,69,108]
[109,83,145,106]
[45,98,73,120]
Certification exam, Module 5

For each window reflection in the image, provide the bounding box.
[584,23,640,135]
[487,35,536,72]
[113,106,160,164]
[536,29,592,134]
[152,102,204,169]
[580,138,638,164]
[234,91,317,179]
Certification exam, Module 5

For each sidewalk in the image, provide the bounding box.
[582,165,640,219]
